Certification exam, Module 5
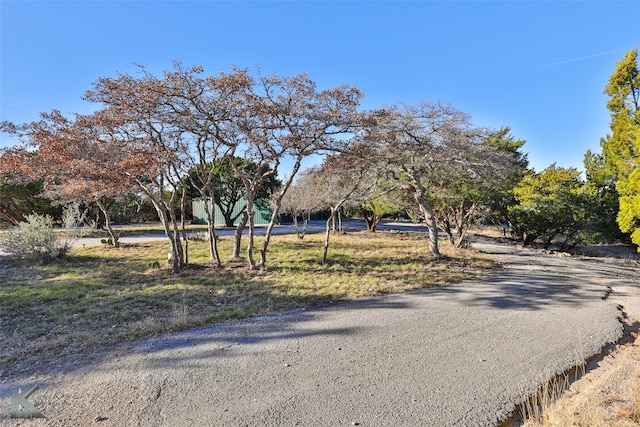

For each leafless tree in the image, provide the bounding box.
[248,73,365,269]
[298,142,377,264]
[278,169,319,239]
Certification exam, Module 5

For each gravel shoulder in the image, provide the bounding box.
[1,236,638,426]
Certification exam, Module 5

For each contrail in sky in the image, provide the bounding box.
[546,46,634,67]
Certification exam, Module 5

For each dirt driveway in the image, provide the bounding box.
[1,237,638,426]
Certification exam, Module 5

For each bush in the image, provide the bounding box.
[0,213,71,260]
[60,201,88,244]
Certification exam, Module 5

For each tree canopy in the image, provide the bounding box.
[1,64,364,271]
[508,164,587,248]
[371,102,521,255]
[5,53,635,268]
[600,48,640,249]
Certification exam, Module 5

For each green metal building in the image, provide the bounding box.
[192,198,273,226]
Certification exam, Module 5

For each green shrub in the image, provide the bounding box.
[0,213,71,260]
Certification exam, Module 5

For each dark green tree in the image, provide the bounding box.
[0,178,54,226]
[508,164,587,248]
[190,157,280,228]
[600,48,640,248]
[483,127,529,239]
[582,149,625,242]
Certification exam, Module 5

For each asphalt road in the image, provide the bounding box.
[1,236,638,426]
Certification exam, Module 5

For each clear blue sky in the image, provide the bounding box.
[1,1,639,173]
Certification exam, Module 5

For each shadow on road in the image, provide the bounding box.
[431,271,602,310]
[113,297,415,368]
[441,235,630,311]
[87,235,632,374]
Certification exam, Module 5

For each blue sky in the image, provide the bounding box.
[1,1,639,173]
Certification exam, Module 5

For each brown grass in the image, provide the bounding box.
[522,339,640,427]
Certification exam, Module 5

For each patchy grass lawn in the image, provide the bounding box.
[0,230,493,380]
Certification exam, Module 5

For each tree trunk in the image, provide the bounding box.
[204,198,222,267]
[259,192,282,269]
[158,207,181,273]
[207,221,221,267]
[292,213,307,240]
[452,202,476,248]
[0,203,26,226]
[523,233,536,246]
[362,208,381,232]
[247,211,256,270]
[168,206,184,269]
[410,174,441,257]
[238,189,256,269]
[232,212,248,260]
[444,230,455,246]
[454,229,467,248]
[424,206,441,257]
[293,213,301,238]
[437,216,455,246]
[303,213,309,236]
[199,196,221,266]
[95,199,119,248]
[134,177,183,273]
[223,210,235,228]
[180,185,189,266]
[411,171,442,258]
[322,210,336,265]
[260,156,303,269]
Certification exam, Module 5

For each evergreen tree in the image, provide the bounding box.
[582,149,624,242]
[601,48,640,248]
[508,164,587,248]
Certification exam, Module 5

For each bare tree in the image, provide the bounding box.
[255,74,365,269]
[299,143,377,264]
[278,169,319,239]
[154,63,253,266]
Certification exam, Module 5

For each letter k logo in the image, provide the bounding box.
[11,385,46,418]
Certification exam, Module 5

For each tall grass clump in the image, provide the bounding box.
[519,372,574,425]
